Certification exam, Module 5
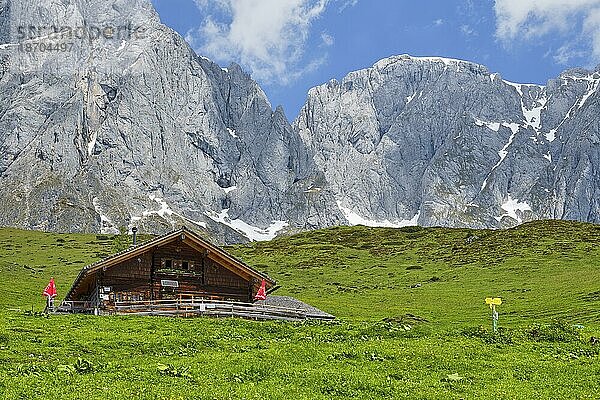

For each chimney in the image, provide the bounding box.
[132,227,138,246]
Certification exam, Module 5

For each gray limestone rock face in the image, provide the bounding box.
[1,0,598,242]
[0,0,342,243]
[295,55,600,228]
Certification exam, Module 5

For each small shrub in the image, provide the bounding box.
[462,326,513,344]
[12,364,47,377]
[527,320,582,343]
[230,365,268,383]
[111,227,132,253]
[398,226,423,233]
[364,350,393,361]
[0,333,9,346]
[58,358,95,375]
[157,363,191,379]
[73,358,94,373]
[23,310,49,318]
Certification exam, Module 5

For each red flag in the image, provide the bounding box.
[254,279,267,301]
[43,278,57,298]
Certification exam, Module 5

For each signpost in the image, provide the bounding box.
[485,297,502,332]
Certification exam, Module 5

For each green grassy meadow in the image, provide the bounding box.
[1,221,600,399]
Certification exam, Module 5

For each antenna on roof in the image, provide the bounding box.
[132,227,138,247]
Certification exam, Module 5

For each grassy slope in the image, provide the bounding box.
[0,220,599,399]
[230,220,600,325]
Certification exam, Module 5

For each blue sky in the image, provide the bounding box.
[151,0,600,119]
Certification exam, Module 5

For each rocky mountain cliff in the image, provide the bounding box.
[295,55,600,229]
[0,1,599,242]
[0,0,342,243]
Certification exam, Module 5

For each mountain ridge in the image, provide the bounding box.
[295,51,600,229]
[0,0,599,242]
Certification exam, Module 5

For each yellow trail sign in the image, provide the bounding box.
[485,297,502,306]
[485,297,502,332]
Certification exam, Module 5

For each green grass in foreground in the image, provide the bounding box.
[0,220,599,399]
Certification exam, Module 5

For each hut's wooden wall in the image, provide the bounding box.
[96,240,252,304]
[101,251,153,292]
[98,250,153,302]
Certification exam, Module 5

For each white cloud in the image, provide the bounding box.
[320,32,334,46]
[434,19,444,26]
[553,43,589,64]
[460,24,476,37]
[339,0,359,12]
[494,0,600,63]
[191,0,329,86]
[583,7,600,60]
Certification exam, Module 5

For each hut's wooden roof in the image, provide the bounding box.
[64,226,276,301]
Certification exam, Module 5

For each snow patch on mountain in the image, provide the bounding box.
[523,96,547,132]
[546,129,557,142]
[179,215,208,230]
[129,195,207,230]
[144,195,174,219]
[495,195,532,224]
[227,128,238,138]
[503,80,524,96]
[92,197,119,235]
[87,132,99,157]
[406,92,417,104]
[474,118,501,132]
[337,201,420,228]
[577,77,599,110]
[497,123,520,162]
[117,40,127,52]
[206,209,288,241]
[503,79,547,135]
[481,123,521,191]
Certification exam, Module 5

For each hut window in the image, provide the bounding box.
[158,258,196,274]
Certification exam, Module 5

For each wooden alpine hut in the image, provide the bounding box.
[62,227,274,312]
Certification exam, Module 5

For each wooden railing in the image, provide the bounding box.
[112,298,334,321]
[56,298,334,321]
[56,301,95,313]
